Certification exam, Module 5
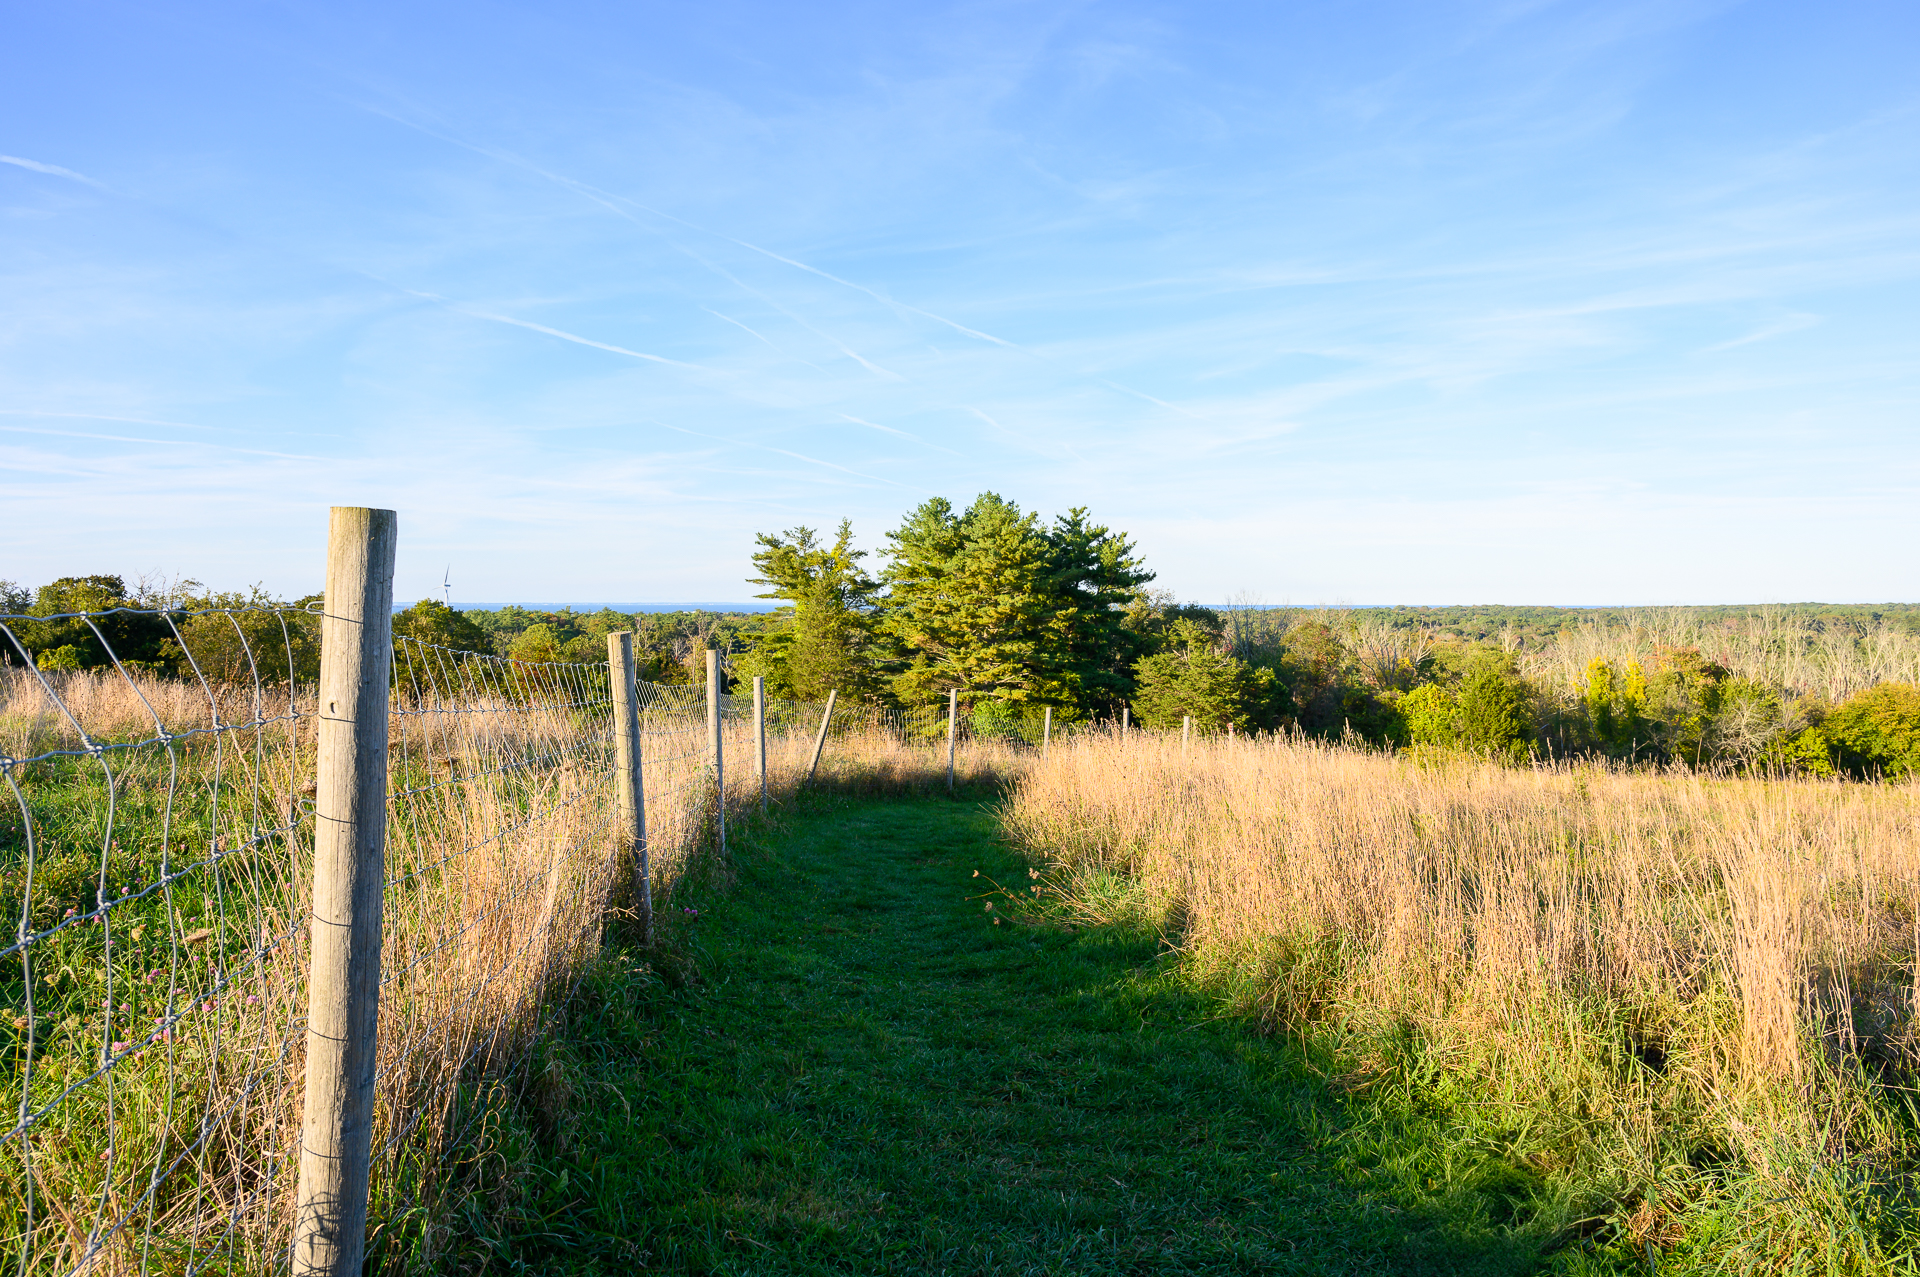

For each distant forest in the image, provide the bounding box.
[6,533,1918,780]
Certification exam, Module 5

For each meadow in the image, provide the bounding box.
[10,645,1920,1273]
[1007,731,1920,1272]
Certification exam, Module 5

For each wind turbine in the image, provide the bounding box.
[442,566,452,608]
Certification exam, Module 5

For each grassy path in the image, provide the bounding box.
[440,796,1554,1275]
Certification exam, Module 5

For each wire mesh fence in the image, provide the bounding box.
[1,596,1047,1274]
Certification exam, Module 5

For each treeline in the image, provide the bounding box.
[9,521,1917,781]
[0,574,768,688]
[1329,602,1920,648]
[738,495,1920,781]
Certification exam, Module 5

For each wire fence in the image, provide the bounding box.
[1,599,1051,1274]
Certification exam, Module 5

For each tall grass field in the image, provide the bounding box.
[1006,730,1920,1271]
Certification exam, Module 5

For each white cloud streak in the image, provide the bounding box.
[0,154,108,189]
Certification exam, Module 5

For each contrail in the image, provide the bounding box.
[353,105,1014,351]
[405,290,714,370]
[0,409,223,431]
[700,306,824,369]
[1101,379,1198,418]
[839,413,962,457]
[655,422,921,491]
[0,424,326,461]
[0,155,108,189]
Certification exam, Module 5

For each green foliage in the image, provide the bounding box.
[1399,683,1458,748]
[877,493,1152,715]
[1455,653,1533,762]
[35,645,84,671]
[1580,658,1648,753]
[161,589,321,684]
[392,598,493,653]
[14,575,176,671]
[1824,683,1920,781]
[1131,619,1278,731]
[746,520,881,700]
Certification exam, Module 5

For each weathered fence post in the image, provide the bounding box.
[1183,715,1191,754]
[1042,705,1052,759]
[294,507,396,1277]
[753,675,767,814]
[608,633,650,943]
[707,649,725,858]
[805,689,837,784]
[1121,707,1130,734]
[947,688,958,794]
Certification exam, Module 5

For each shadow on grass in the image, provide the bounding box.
[419,792,1560,1275]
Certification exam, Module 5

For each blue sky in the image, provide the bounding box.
[4,0,1916,605]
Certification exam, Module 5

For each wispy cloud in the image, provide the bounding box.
[404,290,715,370]
[655,423,922,491]
[1701,311,1823,353]
[0,424,327,461]
[837,413,962,456]
[0,154,108,189]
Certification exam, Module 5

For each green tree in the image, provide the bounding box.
[1824,683,1920,780]
[393,599,493,653]
[162,588,320,684]
[745,521,881,700]
[1456,652,1534,762]
[1038,507,1156,716]
[880,494,1065,708]
[879,494,1152,717]
[1130,619,1277,731]
[19,576,176,671]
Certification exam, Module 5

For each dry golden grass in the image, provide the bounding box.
[1005,730,1920,1263]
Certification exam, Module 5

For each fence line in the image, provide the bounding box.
[2,592,1047,1272]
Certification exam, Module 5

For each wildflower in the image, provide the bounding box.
[99,1151,110,1162]
[202,1001,214,1014]
[110,1040,128,1054]
[246,995,260,1005]
[64,907,77,919]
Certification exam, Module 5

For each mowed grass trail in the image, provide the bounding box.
[437,797,1557,1275]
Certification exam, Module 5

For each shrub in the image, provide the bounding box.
[1131,619,1278,731]
[1398,683,1458,748]
[1825,683,1920,781]
[35,645,84,672]
[1456,655,1533,762]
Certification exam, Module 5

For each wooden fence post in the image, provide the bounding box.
[294,507,396,1277]
[608,633,650,943]
[1121,707,1129,734]
[753,675,767,814]
[1183,715,1191,754]
[707,649,725,858]
[1042,706,1052,759]
[947,688,958,794]
[804,689,837,784]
